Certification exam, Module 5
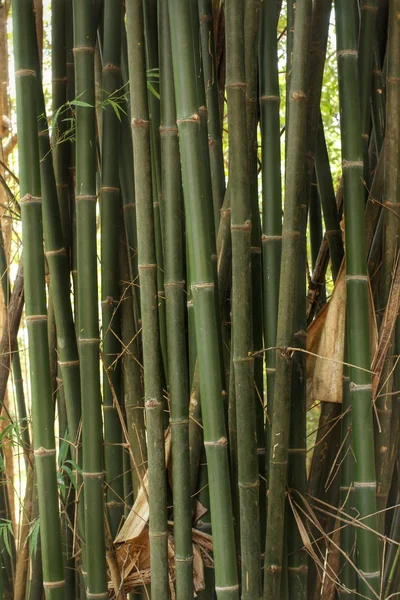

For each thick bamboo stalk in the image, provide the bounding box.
[259,0,282,468]
[335,0,380,595]
[13,1,65,597]
[226,0,261,596]
[125,2,169,596]
[159,4,193,596]
[263,2,312,597]
[168,0,239,597]
[72,1,108,595]
[100,0,124,539]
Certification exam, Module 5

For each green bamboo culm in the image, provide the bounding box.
[125,1,169,597]
[72,0,108,596]
[159,2,193,598]
[335,0,380,596]
[226,0,261,596]
[168,0,239,598]
[12,1,65,598]
[100,0,124,539]
[259,0,282,472]
[263,1,312,597]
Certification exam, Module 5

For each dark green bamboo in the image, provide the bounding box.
[375,0,400,535]
[168,0,239,597]
[259,0,282,469]
[263,2,312,597]
[198,0,225,234]
[159,5,193,596]
[125,2,169,596]
[100,0,124,539]
[226,0,261,596]
[73,1,108,596]
[338,357,356,598]
[52,0,71,251]
[358,0,377,184]
[335,0,380,595]
[13,1,65,597]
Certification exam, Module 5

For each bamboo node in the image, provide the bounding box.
[82,471,104,479]
[101,296,116,307]
[199,105,208,115]
[102,63,121,73]
[260,95,280,102]
[174,555,194,562]
[100,186,120,193]
[354,480,376,488]
[79,337,100,344]
[231,220,252,232]
[251,246,261,254]
[149,531,168,540]
[345,274,368,281]
[34,447,56,457]
[292,90,307,101]
[208,137,221,148]
[342,160,363,169]
[349,382,372,392]
[58,359,79,367]
[26,314,47,322]
[86,593,108,599]
[76,194,97,202]
[266,565,283,574]
[159,125,179,135]
[145,398,162,409]
[204,437,228,447]
[45,247,67,257]
[15,69,36,77]
[387,76,400,83]
[359,570,380,579]
[215,585,240,592]
[138,263,157,270]
[52,76,68,84]
[336,49,358,58]
[238,481,259,489]
[20,194,42,204]
[73,45,95,54]
[43,580,65,588]
[132,117,150,127]
[287,564,308,573]
[170,418,190,425]
[192,282,214,291]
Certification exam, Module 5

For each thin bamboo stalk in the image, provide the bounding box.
[100,0,124,539]
[263,2,312,597]
[335,0,380,595]
[168,0,239,596]
[198,0,225,233]
[72,0,108,595]
[13,1,65,596]
[159,5,193,596]
[125,2,169,596]
[259,0,282,474]
[226,0,261,596]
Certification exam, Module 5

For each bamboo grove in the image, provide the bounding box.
[0,0,399,598]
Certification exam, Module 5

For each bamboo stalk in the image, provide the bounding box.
[374,0,400,536]
[226,0,261,596]
[168,0,239,596]
[159,4,193,596]
[100,0,124,539]
[259,0,282,472]
[335,0,380,595]
[125,1,169,596]
[72,0,108,595]
[198,0,225,233]
[263,2,312,597]
[13,1,65,596]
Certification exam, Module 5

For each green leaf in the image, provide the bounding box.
[147,82,160,100]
